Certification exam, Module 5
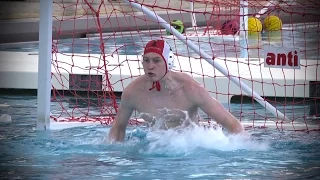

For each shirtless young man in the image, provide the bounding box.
[108,39,246,142]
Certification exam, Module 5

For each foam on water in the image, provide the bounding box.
[102,109,271,156]
[125,124,269,156]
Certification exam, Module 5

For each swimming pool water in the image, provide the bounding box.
[1,95,319,179]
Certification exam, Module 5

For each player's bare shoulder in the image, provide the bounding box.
[172,71,205,104]
[123,75,147,94]
[121,75,145,99]
[173,72,200,91]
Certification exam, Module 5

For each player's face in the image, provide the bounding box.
[142,52,167,81]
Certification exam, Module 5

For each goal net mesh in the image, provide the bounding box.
[50,0,320,131]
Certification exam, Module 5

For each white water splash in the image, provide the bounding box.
[108,108,269,155]
[137,125,269,155]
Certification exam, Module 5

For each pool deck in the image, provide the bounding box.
[0,50,318,104]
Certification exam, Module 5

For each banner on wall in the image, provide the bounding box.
[263,46,300,69]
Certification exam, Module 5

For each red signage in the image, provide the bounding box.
[263,46,300,69]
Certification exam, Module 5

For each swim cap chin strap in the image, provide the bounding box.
[149,81,162,91]
[149,70,167,91]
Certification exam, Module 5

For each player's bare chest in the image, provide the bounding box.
[134,89,190,112]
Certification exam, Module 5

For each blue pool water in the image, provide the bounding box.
[0,23,319,60]
[1,95,320,179]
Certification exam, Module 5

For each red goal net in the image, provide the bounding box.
[50,0,320,131]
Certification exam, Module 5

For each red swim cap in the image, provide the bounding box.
[144,39,172,70]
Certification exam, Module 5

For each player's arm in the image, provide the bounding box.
[187,80,244,134]
[108,89,134,142]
